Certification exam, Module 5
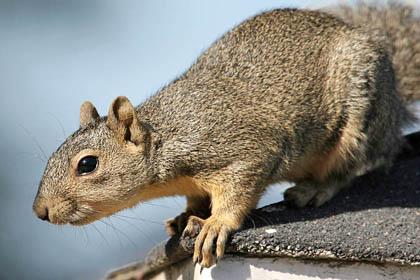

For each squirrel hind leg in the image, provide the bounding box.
[284,179,350,208]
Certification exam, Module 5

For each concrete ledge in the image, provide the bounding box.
[143,256,420,280]
[107,132,420,280]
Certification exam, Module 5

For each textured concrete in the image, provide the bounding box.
[107,132,420,279]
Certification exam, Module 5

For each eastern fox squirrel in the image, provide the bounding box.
[33,3,420,268]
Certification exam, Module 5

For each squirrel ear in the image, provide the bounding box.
[80,101,100,128]
[107,96,145,146]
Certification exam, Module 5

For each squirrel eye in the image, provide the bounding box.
[77,156,98,175]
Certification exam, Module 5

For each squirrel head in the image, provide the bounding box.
[33,96,158,225]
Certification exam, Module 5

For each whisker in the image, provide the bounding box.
[75,207,121,248]
[110,215,156,244]
[171,197,183,209]
[82,226,90,246]
[100,218,139,249]
[142,201,180,210]
[17,151,46,163]
[46,112,67,141]
[90,223,110,247]
[71,211,92,245]
[98,219,124,249]
[248,211,272,227]
[114,214,164,225]
[78,206,164,225]
[19,124,48,161]
[74,196,184,213]
[245,212,257,230]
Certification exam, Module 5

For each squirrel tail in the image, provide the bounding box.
[330,2,420,103]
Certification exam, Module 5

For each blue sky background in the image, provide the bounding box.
[0,1,415,279]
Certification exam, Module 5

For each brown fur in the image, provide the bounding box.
[33,3,420,268]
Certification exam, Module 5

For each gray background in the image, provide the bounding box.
[0,0,415,279]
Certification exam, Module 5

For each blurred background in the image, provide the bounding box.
[0,0,417,279]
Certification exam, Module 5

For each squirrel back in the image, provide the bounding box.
[330,2,420,102]
[33,4,420,268]
[139,8,412,180]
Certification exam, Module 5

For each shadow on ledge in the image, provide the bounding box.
[107,132,420,280]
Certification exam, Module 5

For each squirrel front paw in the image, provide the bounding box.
[165,211,192,236]
[183,215,232,268]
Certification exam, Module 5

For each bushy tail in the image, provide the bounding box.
[329,2,420,102]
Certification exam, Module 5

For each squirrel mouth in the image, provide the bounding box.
[69,219,90,226]
[69,206,106,226]
[49,212,89,226]
[68,212,95,226]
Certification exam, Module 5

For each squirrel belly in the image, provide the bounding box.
[33,5,420,268]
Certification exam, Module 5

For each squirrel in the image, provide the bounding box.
[33,3,420,268]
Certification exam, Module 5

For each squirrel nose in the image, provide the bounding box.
[34,204,50,222]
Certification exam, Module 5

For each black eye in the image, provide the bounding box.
[77,156,98,175]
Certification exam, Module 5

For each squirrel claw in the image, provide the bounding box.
[183,216,204,238]
[191,216,232,268]
[193,254,199,265]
